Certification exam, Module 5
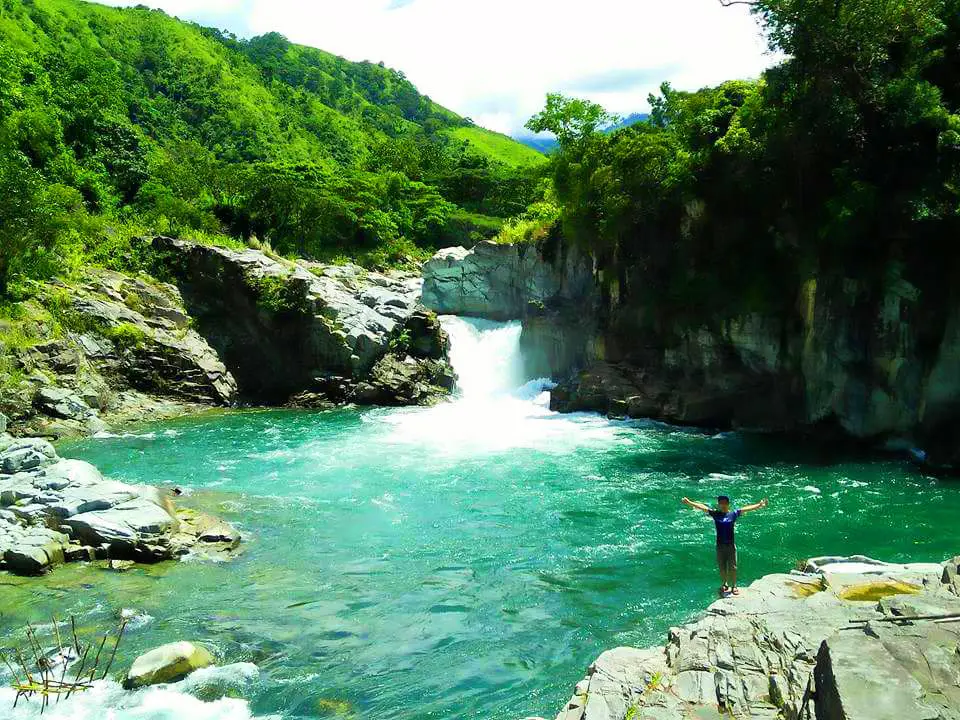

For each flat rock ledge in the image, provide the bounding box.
[0,432,239,575]
[549,554,960,720]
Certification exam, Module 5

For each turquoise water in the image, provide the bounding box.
[2,318,959,720]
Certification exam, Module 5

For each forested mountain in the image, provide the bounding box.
[530,0,960,329]
[0,0,544,294]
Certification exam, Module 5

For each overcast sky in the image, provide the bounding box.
[96,0,778,136]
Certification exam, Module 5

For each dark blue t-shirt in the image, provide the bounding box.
[709,509,741,545]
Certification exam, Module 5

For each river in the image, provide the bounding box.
[2,317,958,720]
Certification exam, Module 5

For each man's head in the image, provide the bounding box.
[717,495,731,512]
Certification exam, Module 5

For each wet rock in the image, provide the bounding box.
[0,437,240,575]
[197,521,241,546]
[123,641,215,689]
[551,554,960,720]
[65,498,178,560]
[105,559,136,572]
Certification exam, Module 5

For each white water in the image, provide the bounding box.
[376,316,623,454]
[1,663,274,720]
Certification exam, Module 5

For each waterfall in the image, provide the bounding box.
[375,316,619,453]
[442,316,533,400]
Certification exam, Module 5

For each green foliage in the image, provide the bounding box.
[0,0,544,297]
[526,93,619,148]
[494,198,561,245]
[249,273,310,315]
[537,0,960,326]
[446,127,547,169]
[104,322,148,352]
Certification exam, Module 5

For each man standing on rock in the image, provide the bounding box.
[681,495,768,597]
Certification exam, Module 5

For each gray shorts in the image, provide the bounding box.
[716,544,738,574]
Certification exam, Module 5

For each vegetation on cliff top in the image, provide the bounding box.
[533,0,960,328]
[0,0,544,296]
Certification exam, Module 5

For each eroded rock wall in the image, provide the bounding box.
[154,237,454,406]
[436,235,960,461]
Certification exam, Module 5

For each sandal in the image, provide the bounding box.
[732,587,740,595]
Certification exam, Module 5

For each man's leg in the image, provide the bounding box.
[729,546,738,592]
[716,546,729,590]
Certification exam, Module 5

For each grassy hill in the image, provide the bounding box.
[0,0,544,294]
[448,126,547,168]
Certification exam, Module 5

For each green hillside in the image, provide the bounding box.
[0,0,543,294]
[448,126,547,168]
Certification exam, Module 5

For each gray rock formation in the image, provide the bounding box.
[2,268,237,438]
[0,433,240,574]
[154,237,454,406]
[421,239,596,321]
[550,555,960,720]
[443,237,960,463]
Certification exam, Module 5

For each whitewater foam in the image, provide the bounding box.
[375,316,625,455]
[1,663,274,720]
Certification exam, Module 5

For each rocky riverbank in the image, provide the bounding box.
[0,418,239,575]
[1,237,455,439]
[545,555,960,720]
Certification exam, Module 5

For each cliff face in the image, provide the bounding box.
[422,241,960,464]
[0,239,455,438]
[154,237,455,408]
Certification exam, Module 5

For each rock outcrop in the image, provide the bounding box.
[0,433,239,575]
[154,237,454,406]
[421,239,596,322]
[550,555,960,720]
[1,268,237,438]
[429,237,960,464]
[124,641,216,689]
[550,278,960,464]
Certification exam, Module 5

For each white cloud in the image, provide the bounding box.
[95,0,778,135]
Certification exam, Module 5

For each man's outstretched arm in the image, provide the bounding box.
[740,499,769,514]
[682,497,712,513]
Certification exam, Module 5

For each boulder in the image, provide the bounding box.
[65,498,177,559]
[551,554,960,720]
[123,641,215,689]
[0,438,57,474]
[0,437,240,574]
[814,629,946,720]
[34,386,94,421]
[0,412,7,433]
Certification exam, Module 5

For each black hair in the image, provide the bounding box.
[717,495,730,504]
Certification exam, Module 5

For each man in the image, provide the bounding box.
[681,495,768,596]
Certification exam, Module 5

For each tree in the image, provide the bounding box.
[526,93,618,147]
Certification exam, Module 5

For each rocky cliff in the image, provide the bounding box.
[0,238,455,438]
[423,241,960,465]
[546,555,960,720]
[154,237,454,407]
[1,267,238,438]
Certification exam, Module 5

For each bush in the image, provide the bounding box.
[104,322,149,352]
